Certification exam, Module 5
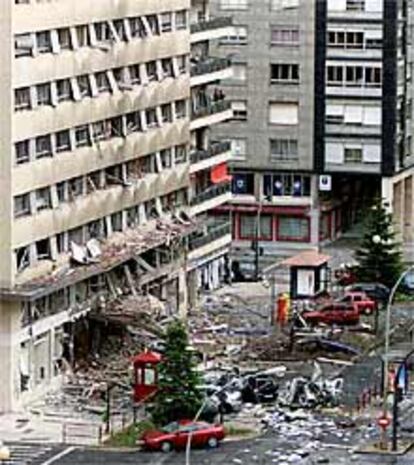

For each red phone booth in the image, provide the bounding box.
[132,351,162,403]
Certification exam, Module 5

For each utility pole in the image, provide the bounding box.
[254,202,261,281]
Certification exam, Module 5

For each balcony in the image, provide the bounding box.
[190,56,233,87]
[190,17,233,43]
[190,100,232,130]
[190,141,232,174]
[190,181,232,216]
[188,222,232,266]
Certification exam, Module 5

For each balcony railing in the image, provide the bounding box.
[190,181,231,206]
[191,57,232,77]
[190,141,231,164]
[190,16,232,34]
[191,100,231,120]
[189,222,231,251]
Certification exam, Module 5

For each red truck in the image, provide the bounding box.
[303,302,360,326]
[336,291,377,315]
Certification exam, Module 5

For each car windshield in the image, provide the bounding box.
[162,422,180,433]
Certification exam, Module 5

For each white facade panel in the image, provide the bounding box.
[326,142,344,164]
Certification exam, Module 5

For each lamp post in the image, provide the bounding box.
[381,265,414,449]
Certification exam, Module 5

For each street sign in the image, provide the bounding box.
[377,415,391,429]
[319,175,332,191]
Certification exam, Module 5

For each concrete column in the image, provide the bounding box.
[187,269,199,311]
[381,177,394,213]
[0,300,21,413]
[310,175,320,247]
[393,180,404,240]
[403,176,413,243]
[177,268,188,318]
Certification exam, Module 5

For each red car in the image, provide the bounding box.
[303,302,359,326]
[142,420,225,452]
[337,292,377,315]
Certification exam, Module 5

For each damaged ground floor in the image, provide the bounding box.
[0,216,231,413]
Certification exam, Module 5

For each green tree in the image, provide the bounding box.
[354,201,403,288]
[151,319,202,425]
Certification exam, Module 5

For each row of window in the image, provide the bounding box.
[327,65,382,87]
[15,99,188,165]
[236,213,310,242]
[14,145,188,218]
[14,55,188,112]
[231,172,311,197]
[15,10,188,58]
[219,0,299,11]
[15,188,188,272]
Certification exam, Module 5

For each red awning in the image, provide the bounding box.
[211,163,232,184]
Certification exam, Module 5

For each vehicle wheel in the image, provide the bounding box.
[160,441,172,453]
[207,437,218,448]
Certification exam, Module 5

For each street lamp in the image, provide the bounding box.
[381,265,414,449]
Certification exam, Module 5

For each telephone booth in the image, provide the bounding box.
[132,351,162,403]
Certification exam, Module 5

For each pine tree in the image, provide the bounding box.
[151,319,202,425]
[354,201,403,288]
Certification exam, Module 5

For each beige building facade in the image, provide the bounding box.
[0,0,233,412]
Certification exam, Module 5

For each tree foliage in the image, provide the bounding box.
[151,319,202,425]
[354,201,403,288]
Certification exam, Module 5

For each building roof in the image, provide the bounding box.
[280,250,331,268]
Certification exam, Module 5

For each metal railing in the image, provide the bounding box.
[189,222,231,250]
[190,141,231,164]
[190,181,231,206]
[190,16,232,34]
[190,57,232,77]
[191,100,231,120]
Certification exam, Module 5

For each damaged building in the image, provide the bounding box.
[0,0,233,412]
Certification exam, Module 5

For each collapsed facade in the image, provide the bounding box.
[0,0,233,412]
[211,0,414,270]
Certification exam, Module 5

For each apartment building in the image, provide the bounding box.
[0,0,232,412]
[211,0,414,273]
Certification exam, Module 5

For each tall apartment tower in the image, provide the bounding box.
[211,0,414,273]
[0,0,232,412]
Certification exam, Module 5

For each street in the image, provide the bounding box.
[56,435,414,465]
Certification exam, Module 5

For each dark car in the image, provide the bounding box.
[345,283,390,303]
[142,420,225,452]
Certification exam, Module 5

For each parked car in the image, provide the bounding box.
[303,303,359,326]
[402,271,414,294]
[345,283,390,303]
[141,420,225,452]
[336,292,377,315]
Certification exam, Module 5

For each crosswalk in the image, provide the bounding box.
[2,444,69,465]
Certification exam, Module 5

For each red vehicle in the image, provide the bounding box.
[337,292,377,315]
[303,302,360,326]
[141,420,225,452]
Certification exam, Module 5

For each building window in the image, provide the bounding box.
[270,64,299,83]
[15,33,34,57]
[162,58,174,78]
[346,0,365,11]
[277,216,309,241]
[230,138,247,161]
[146,108,158,128]
[270,27,299,46]
[35,187,52,211]
[269,102,298,125]
[56,79,73,102]
[344,147,363,163]
[36,83,52,106]
[95,72,111,93]
[328,31,364,49]
[57,28,72,50]
[239,215,272,240]
[36,31,52,53]
[147,15,160,35]
[35,135,53,158]
[177,55,188,74]
[129,17,145,38]
[327,65,382,87]
[14,87,31,111]
[221,26,248,45]
[113,19,127,41]
[232,173,254,195]
[161,148,173,169]
[175,100,187,119]
[160,13,172,32]
[175,144,187,164]
[175,10,188,30]
[92,121,109,142]
[161,104,173,123]
[270,0,299,11]
[95,22,111,42]
[146,61,158,81]
[14,193,31,218]
[16,246,30,272]
[220,0,248,10]
[55,130,71,153]
[68,177,84,199]
[128,65,141,85]
[15,140,30,164]
[75,125,91,148]
[270,138,298,161]
[231,100,247,121]
[76,25,90,47]
[77,75,92,98]
[126,112,141,133]
[264,173,311,197]
[36,238,52,260]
